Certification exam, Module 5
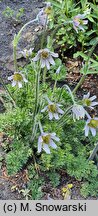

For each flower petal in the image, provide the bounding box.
[90,102,98,107]
[57,103,63,107]
[12,80,16,87]
[50,52,58,58]
[23,76,28,83]
[83,20,88,25]
[33,54,40,62]
[51,132,56,136]
[41,106,48,113]
[57,107,64,114]
[56,66,61,74]
[89,95,97,101]
[38,137,42,153]
[54,113,59,120]
[8,75,13,81]
[94,117,98,121]
[73,25,78,33]
[43,144,50,154]
[48,56,55,65]
[45,59,50,70]
[90,127,96,136]
[50,140,57,149]
[41,59,46,68]
[51,134,60,142]
[78,25,85,31]
[84,125,89,137]
[18,82,22,88]
[75,14,85,19]
[83,92,90,99]
[49,112,53,120]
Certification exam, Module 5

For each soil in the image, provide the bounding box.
[0,1,98,200]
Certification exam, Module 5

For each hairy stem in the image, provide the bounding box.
[13,18,38,73]
[31,65,40,141]
[41,18,47,49]
[38,121,43,134]
[13,42,18,72]
[72,74,86,95]
[35,69,40,116]
[58,84,75,104]
[43,67,47,84]
[15,18,38,46]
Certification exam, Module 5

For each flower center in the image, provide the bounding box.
[41,50,49,59]
[48,104,57,113]
[88,119,98,128]
[13,73,23,81]
[45,6,52,15]
[74,17,80,25]
[80,19,84,25]
[83,98,91,106]
[42,134,50,144]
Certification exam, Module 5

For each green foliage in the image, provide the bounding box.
[2,6,14,18]
[2,6,24,20]
[6,140,32,175]
[50,0,98,56]
[28,165,44,199]
[0,107,32,139]
[28,177,44,200]
[47,172,60,187]
[0,0,98,200]
[81,162,98,197]
[39,119,98,197]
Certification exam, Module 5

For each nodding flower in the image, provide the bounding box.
[82,92,98,109]
[72,14,88,33]
[38,132,60,154]
[19,48,34,58]
[41,97,64,120]
[72,104,87,121]
[32,48,58,70]
[84,117,98,137]
[8,72,28,88]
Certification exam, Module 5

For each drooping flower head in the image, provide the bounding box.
[19,48,33,58]
[37,2,52,26]
[33,48,58,70]
[72,104,86,121]
[73,14,88,33]
[84,117,98,137]
[82,92,98,109]
[41,97,64,120]
[38,132,60,154]
[44,2,52,15]
[8,72,28,88]
[37,9,48,26]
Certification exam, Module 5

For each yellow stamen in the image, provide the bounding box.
[13,73,23,81]
[83,98,91,106]
[45,6,52,15]
[88,119,98,128]
[74,17,80,24]
[48,104,57,113]
[41,50,49,59]
[42,134,51,144]
[74,17,84,25]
